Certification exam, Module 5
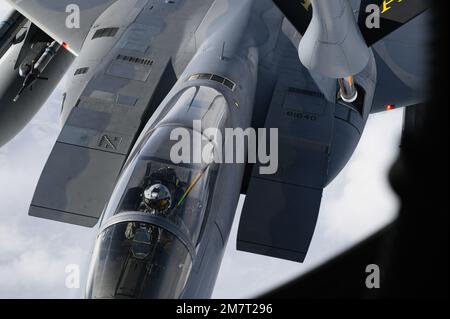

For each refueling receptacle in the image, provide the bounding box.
[338,76,358,103]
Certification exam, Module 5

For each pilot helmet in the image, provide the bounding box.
[143,184,172,213]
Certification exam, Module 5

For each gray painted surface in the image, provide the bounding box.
[6,0,119,53]
[0,0,430,298]
[299,0,370,78]
[0,23,74,146]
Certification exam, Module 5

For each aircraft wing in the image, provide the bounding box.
[5,0,119,54]
[357,0,429,47]
[367,7,431,112]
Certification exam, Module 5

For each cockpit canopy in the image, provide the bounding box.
[86,123,224,298]
[101,126,217,243]
[85,222,192,299]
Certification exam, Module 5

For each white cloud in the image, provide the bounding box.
[0,2,10,17]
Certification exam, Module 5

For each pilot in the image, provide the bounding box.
[140,183,172,215]
[138,167,185,215]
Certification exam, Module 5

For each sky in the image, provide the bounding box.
[0,2,402,299]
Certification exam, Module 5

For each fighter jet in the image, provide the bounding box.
[0,0,430,298]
